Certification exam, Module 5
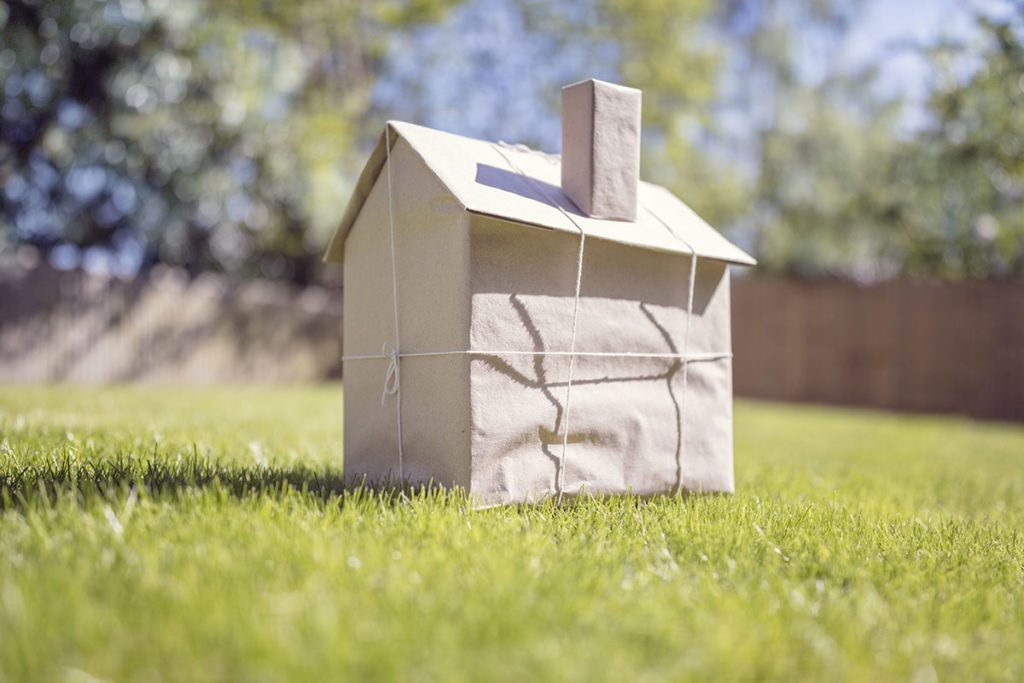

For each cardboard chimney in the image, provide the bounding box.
[324,80,755,506]
[561,79,642,221]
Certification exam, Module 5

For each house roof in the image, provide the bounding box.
[324,121,756,266]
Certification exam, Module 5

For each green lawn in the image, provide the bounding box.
[1,386,1022,682]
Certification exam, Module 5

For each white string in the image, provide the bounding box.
[678,246,698,495]
[490,142,586,503]
[383,124,404,478]
[643,207,698,496]
[379,341,399,406]
[344,349,731,362]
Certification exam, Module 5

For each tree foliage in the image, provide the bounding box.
[712,0,1024,279]
[887,17,1024,278]
[0,0,458,282]
[1,0,1021,282]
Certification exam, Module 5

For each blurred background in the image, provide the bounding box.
[1,0,1022,419]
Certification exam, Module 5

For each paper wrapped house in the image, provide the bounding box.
[325,79,755,505]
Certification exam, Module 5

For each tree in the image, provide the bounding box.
[0,0,459,283]
[711,0,1024,279]
[885,14,1024,278]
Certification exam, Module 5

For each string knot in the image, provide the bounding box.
[381,341,400,406]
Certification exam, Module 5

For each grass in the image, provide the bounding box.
[0,386,1022,682]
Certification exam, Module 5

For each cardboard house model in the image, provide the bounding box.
[325,79,755,505]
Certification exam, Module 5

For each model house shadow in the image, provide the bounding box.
[0,458,433,511]
[475,163,587,218]
[473,294,688,490]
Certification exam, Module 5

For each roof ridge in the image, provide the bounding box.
[494,140,561,165]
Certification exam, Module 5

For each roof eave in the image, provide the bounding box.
[323,126,392,264]
[466,209,756,266]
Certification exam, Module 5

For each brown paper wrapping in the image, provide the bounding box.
[331,124,751,505]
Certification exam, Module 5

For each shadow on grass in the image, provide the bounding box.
[0,451,451,511]
[0,451,704,513]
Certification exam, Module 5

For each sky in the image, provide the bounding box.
[843,0,1019,130]
[375,0,1019,149]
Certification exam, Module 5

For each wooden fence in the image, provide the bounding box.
[731,277,1024,421]
[0,265,343,384]
[2,265,1022,421]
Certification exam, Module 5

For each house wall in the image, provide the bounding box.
[343,137,472,488]
[467,215,734,503]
